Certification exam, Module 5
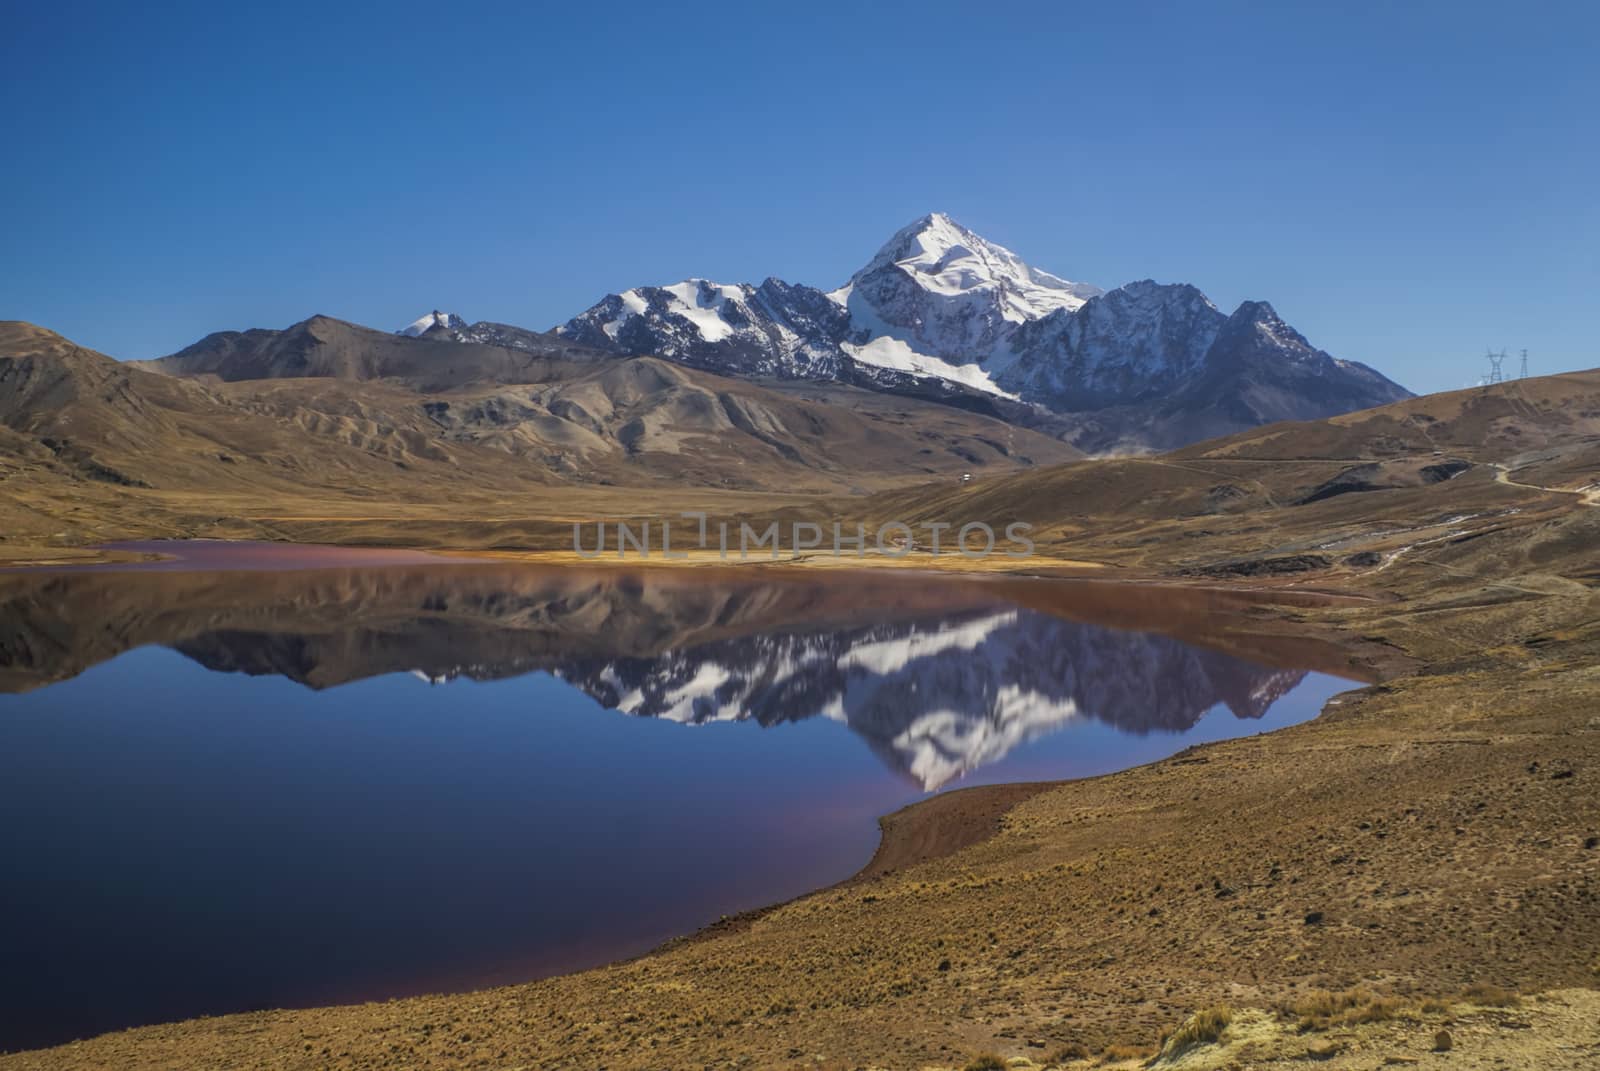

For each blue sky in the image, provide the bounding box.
[3,0,1595,393]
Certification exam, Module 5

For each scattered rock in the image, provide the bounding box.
[1307,1038,1345,1058]
[1304,911,1325,925]
[1299,457,1471,505]
[1204,483,1251,513]
[1187,554,1332,578]
[1432,1029,1453,1052]
[1420,459,1473,483]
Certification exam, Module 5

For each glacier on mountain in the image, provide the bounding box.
[399,310,467,337]
[550,211,1409,449]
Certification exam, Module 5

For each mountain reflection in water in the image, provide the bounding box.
[0,559,1362,1051]
[1,563,1330,789]
[546,606,1303,789]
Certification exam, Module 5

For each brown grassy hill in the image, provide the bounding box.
[129,314,1081,485]
[0,321,1081,555]
[132,314,606,388]
[788,365,1598,584]
[0,321,487,493]
[1172,368,1600,469]
[214,354,1078,490]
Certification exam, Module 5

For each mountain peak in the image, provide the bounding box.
[1231,299,1281,323]
[847,213,1102,321]
[821,214,1104,387]
[399,310,467,338]
[1219,300,1316,354]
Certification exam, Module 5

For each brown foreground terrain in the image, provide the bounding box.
[1,353,1597,1066]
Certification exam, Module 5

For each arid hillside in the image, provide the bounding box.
[0,320,1081,557]
[817,369,1597,582]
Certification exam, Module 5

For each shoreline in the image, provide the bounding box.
[2,524,1595,1066]
[0,540,1398,690]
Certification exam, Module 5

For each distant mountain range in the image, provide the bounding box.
[0,213,1419,535]
[534,213,1407,451]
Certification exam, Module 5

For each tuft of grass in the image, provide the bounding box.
[1344,996,1406,1025]
[1047,1041,1090,1065]
[963,1055,1007,1071]
[1098,1041,1156,1063]
[1460,982,1520,1008]
[1157,1005,1233,1058]
[1279,989,1408,1032]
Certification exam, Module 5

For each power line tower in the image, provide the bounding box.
[1486,348,1507,385]
[1519,349,1529,379]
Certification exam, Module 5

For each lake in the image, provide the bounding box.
[0,548,1362,1051]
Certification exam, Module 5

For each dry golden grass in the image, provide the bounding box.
[962,1055,1008,1071]
[1099,1042,1158,1062]
[1460,982,1521,1008]
[1280,989,1412,1032]
[1156,1004,1233,1058]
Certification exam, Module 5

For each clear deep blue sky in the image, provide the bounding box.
[3,1,1595,393]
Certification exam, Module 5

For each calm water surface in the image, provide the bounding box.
[0,550,1360,1050]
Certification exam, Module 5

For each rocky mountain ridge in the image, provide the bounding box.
[547,213,1411,451]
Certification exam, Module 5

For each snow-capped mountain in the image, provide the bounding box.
[830,212,1103,395]
[396,310,579,354]
[553,212,1410,449]
[558,277,852,379]
[399,310,466,337]
[556,212,1098,395]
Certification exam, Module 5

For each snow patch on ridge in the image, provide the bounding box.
[660,280,741,343]
[844,336,1020,397]
[399,311,467,337]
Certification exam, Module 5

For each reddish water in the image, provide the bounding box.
[91,539,459,570]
